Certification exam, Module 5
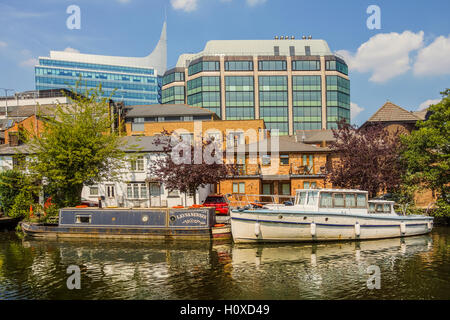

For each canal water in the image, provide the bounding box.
[0,228,448,300]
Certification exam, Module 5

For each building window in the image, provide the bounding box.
[89,186,99,197]
[262,183,272,195]
[302,154,314,173]
[225,76,254,120]
[305,46,311,56]
[232,182,245,194]
[289,46,295,56]
[127,183,148,199]
[261,155,271,166]
[326,60,348,75]
[258,60,287,71]
[280,183,291,195]
[292,60,320,71]
[162,72,184,85]
[106,185,115,198]
[168,189,180,197]
[227,131,244,147]
[130,156,145,171]
[224,61,253,71]
[280,154,289,165]
[188,61,220,76]
[303,181,317,189]
[274,46,280,56]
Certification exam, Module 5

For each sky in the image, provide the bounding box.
[0,0,449,125]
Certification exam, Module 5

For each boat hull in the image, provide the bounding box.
[21,222,231,241]
[231,210,433,243]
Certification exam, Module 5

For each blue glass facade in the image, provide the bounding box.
[35,58,161,106]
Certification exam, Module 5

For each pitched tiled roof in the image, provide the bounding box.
[295,129,336,143]
[246,135,329,153]
[366,101,421,123]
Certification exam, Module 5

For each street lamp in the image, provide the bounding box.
[0,88,15,118]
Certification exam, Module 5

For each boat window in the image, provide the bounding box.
[333,193,345,207]
[307,191,319,205]
[383,204,391,213]
[76,215,91,224]
[356,194,367,208]
[345,194,356,208]
[320,192,333,208]
[376,204,384,212]
[297,192,307,205]
[369,203,376,213]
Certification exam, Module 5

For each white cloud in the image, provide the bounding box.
[413,35,450,76]
[336,31,424,83]
[246,0,267,6]
[64,47,80,53]
[350,102,364,120]
[417,99,441,111]
[0,41,7,48]
[19,58,38,67]
[171,0,198,12]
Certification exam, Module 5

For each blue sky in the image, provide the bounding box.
[0,0,449,125]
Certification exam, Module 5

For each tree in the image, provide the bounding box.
[400,89,450,217]
[0,170,38,216]
[25,84,127,208]
[326,121,404,198]
[149,130,236,204]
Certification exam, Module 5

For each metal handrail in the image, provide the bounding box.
[225,193,295,211]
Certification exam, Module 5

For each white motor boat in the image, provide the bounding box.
[230,189,434,243]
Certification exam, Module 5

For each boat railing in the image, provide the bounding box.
[225,194,295,211]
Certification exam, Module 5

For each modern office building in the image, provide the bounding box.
[35,22,167,106]
[162,36,350,135]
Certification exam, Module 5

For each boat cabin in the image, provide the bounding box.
[294,189,368,210]
[368,200,395,215]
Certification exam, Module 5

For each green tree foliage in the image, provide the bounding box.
[0,170,24,215]
[26,84,127,208]
[8,192,34,219]
[0,170,38,218]
[400,89,450,217]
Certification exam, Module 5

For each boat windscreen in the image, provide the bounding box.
[296,192,307,205]
[307,191,319,205]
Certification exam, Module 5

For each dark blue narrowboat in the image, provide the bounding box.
[20,207,231,241]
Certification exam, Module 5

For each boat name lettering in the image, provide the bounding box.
[175,212,206,220]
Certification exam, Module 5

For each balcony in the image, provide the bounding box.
[232,164,261,177]
[290,164,327,177]
[228,163,328,179]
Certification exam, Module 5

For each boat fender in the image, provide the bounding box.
[254,222,261,237]
[400,222,406,234]
[427,221,432,231]
[310,222,316,237]
[355,222,361,237]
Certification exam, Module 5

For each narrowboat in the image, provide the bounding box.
[21,206,231,241]
[230,189,434,243]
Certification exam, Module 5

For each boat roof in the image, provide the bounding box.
[368,199,395,204]
[295,188,368,194]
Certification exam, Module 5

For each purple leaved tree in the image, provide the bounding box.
[149,130,237,204]
[326,121,404,198]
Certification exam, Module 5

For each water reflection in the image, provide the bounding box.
[0,229,448,300]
